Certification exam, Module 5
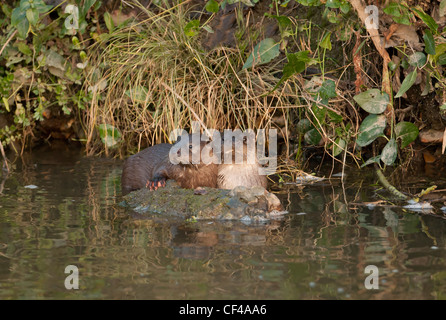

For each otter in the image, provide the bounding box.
[121,133,268,195]
[218,135,267,189]
[121,134,219,195]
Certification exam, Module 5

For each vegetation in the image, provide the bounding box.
[1,0,446,180]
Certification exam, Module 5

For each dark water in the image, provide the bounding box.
[1,144,446,300]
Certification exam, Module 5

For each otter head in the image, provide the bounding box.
[170,133,221,169]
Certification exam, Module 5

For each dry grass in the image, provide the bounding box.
[82,0,305,159]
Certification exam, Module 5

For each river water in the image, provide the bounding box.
[0,143,445,300]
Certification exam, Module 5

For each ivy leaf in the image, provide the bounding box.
[395,69,417,98]
[318,79,337,100]
[332,137,346,157]
[304,128,322,145]
[265,14,291,30]
[205,0,220,13]
[270,51,309,92]
[242,38,280,69]
[184,20,200,37]
[395,121,419,148]
[361,155,381,168]
[381,138,398,165]
[356,114,386,147]
[353,89,389,114]
[296,118,312,133]
[408,52,426,67]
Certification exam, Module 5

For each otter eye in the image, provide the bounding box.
[189,144,193,149]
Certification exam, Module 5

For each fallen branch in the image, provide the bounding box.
[349,0,392,115]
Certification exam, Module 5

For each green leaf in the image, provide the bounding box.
[296,118,312,133]
[265,14,292,30]
[353,89,389,114]
[26,8,39,26]
[11,7,25,27]
[384,2,403,16]
[312,104,326,124]
[381,138,397,165]
[304,128,322,145]
[395,70,417,98]
[423,30,436,55]
[361,155,381,168]
[33,0,53,14]
[205,0,220,13]
[408,52,426,67]
[16,18,30,39]
[411,7,438,33]
[318,79,337,100]
[17,42,32,56]
[327,109,343,123]
[332,137,346,157]
[80,0,97,18]
[125,86,149,102]
[438,53,446,65]
[340,3,350,14]
[384,2,412,25]
[270,51,308,92]
[98,124,121,148]
[184,19,200,37]
[104,12,114,32]
[242,38,280,69]
[2,97,10,112]
[319,32,332,50]
[356,114,386,147]
[325,0,341,8]
[395,121,419,148]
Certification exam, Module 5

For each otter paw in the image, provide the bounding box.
[146,178,167,190]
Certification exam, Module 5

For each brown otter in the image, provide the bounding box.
[121,133,268,195]
[121,134,219,195]
[217,134,267,189]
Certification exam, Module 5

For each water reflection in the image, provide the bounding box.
[0,144,445,299]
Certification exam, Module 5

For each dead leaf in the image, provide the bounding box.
[384,24,423,51]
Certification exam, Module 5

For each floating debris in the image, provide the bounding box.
[295,173,324,184]
[403,200,433,213]
[24,185,38,189]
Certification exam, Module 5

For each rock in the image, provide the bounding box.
[122,180,286,221]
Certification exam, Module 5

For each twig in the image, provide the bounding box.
[0,30,17,57]
[0,142,9,173]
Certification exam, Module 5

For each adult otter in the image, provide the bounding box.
[121,132,268,195]
[121,134,219,195]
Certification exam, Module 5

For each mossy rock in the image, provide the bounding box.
[122,180,286,222]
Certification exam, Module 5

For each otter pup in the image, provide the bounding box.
[121,134,219,195]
